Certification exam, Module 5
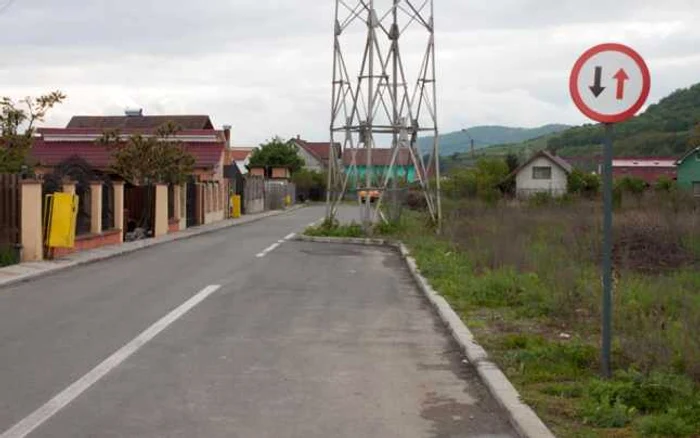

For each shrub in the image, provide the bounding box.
[655,176,676,193]
[0,245,18,267]
[304,218,364,238]
[527,191,554,207]
[568,169,601,197]
[581,396,637,428]
[616,176,647,196]
[635,413,697,437]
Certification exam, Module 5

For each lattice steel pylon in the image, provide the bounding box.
[326,0,441,229]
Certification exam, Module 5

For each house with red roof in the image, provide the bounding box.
[32,112,228,182]
[609,158,677,184]
[290,137,340,172]
[225,147,255,174]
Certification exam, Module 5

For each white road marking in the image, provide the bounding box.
[0,285,222,438]
[284,233,296,241]
[256,242,281,258]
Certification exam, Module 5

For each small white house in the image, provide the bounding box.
[513,150,573,198]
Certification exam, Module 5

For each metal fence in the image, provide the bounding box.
[244,175,265,214]
[265,180,294,211]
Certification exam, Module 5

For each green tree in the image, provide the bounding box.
[292,168,327,201]
[443,157,508,202]
[690,122,700,148]
[103,122,195,185]
[248,137,304,174]
[505,153,519,173]
[0,91,66,173]
[568,169,601,198]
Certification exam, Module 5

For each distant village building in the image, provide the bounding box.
[289,137,340,172]
[676,147,700,196]
[342,148,417,188]
[606,158,677,184]
[512,150,573,197]
[226,147,255,174]
[32,112,228,182]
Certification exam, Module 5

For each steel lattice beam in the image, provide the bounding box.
[326,0,441,229]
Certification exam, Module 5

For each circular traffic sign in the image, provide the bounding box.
[570,43,650,124]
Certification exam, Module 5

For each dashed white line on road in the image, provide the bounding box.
[256,242,281,258]
[257,232,296,258]
[0,284,222,438]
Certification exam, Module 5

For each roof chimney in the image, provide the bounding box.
[222,125,232,148]
[125,108,143,117]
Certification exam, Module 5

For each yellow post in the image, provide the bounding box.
[232,195,241,218]
[20,181,43,262]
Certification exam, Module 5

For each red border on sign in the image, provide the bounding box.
[569,43,651,124]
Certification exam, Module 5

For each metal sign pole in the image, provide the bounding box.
[601,123,614,378]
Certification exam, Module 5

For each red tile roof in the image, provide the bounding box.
[342,148,413,166]
[38,127,223,137]
[31,139,224,170]
[229,148,254,161]
[292,139,340,162]
[66,115,214,130]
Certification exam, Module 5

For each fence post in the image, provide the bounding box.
[20,180,43,262]
[89,181,103,234]
[173,184,181,223]
[113,181,125,243]
[179,183,187,231]
[154,184,168,237]
[62,179,76,195]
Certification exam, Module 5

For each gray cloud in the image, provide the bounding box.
[1,0,698,144]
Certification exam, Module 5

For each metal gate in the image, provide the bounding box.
[41,157,101,236]
[186,179,197,227]
[0,174,21,261]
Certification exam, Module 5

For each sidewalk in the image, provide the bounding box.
[0,205,305,289]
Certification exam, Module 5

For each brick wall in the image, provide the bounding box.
[53,229,122,258]
[168,219,179,234]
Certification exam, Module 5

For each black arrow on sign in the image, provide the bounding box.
[589,66,605,98]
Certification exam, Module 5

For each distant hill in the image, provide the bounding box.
[418,124,571,157]
[482,82,700,159]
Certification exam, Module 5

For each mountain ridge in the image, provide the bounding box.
[418,124,571,157]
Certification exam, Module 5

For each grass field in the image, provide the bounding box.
[309,194,700,437]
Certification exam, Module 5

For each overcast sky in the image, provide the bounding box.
[1,0,698,146]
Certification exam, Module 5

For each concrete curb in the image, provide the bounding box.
[295,235,556,438]
[0,205,306,290]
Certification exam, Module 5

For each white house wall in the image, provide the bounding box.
[516,156,569,197]
[295,146,323,172]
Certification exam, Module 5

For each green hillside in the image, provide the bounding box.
[418,124,571,156]
[482,82,700,159]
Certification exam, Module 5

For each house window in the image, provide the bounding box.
[693,182,700,197]
[532,166,552,180]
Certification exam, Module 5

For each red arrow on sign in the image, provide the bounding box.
[613,68,629,100]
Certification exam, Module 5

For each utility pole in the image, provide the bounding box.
[327,0,441,227]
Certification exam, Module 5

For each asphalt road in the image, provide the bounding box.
[0,205,516,437]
